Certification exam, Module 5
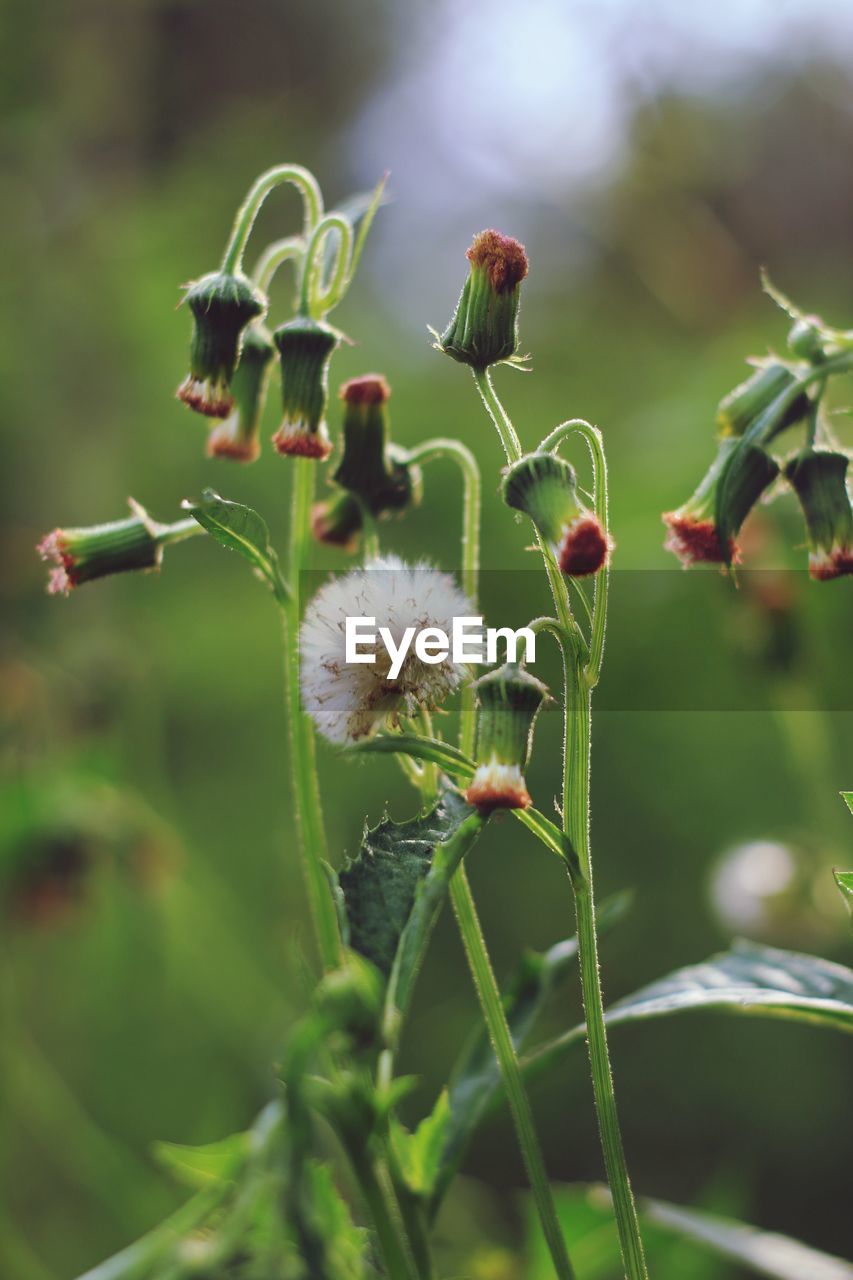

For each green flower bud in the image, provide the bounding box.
[438,229,528,369]
[787,317,825,362]
[663,438,778,568]
[37,500,164,595]
[464,662,548,813]
[311,489,364,552]
[271,317,340,460]
[206,323,275,463]
[785,448,853,580]
[314,953,383,1051]
[332,375,421,518]
[502,451,611,577]
[177,271,266,418]
[716,360,809,440]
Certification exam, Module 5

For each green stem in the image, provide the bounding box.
[252,235,305,295]
[283,458,343,972]
[155,516,205,548]
[347,1149,418,1280]
[563,660,647,1279]
[220,165,322,275]
[448,869,575,1280]
[299,214,353,318]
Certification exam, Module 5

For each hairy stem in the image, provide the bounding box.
[283,458,343,971]
[220,165,322,275]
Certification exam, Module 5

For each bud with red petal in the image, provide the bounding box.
[438,229,529,369]
[206,323,275,462]
[785,448,853,580]
[333,375,420,518]
[502,451,611,578]
[177,271,266,418]
[663,438,779,568]
[311,490,364,553]
[465,663,548,813]
[37,500,167,595]
[272,318,340,460]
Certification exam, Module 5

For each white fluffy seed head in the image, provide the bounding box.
[299,555,476,744]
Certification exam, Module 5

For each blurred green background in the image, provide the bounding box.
[2,1,852,1275]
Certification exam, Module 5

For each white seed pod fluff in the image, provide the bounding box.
[299,555,477,744]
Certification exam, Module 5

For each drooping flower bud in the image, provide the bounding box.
[177,271,266,418]
[464,662,548,813]
[663,438,779,567]
[311,489,364,552]
[333,375,420,518]
[205,323,275,462]
[716,359,809,440]
[37,500,164,595]
[438,229,528,369]
[502,451,611,577]
[785,448,853,580]
[271,317,340,460]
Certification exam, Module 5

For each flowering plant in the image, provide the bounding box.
[40,166,853,1280]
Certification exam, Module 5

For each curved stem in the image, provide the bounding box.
[299,214,353,318]
[448,868,576,1280]
[283,459,343,972]
[252,235,305,295]
[220,165,323,275]
[472,367,523,460]
[155,517,206,548]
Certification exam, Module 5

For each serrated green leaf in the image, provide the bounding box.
[336,786,478,979]
[182,489,289,604]
[431,894,631,1213]
[391,1090,451,1199]
[833,869,853,928]
[841,791,853,816]
[152,1130,250,1190]
[526,1184,853,1280]
[524,940,853,1083]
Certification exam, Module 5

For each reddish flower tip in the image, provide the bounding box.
[272,428,332,460]
[467,229,529,293]
[558,516,610,577]
[205,431,261,464]
[176,378,232,419]
[311,502,360,552]
[464,778,532,814]
[809,548,853,581]
[37,531,75,595]
[662,513,738,568]
[340,374,391,406]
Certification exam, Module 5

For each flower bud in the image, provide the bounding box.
[37,500,164,595]
[314,953,383,1051]
[205,323,275,462]
[502,451,610,577]
[663,438,778,567]
[785,448,853,580]
[438,229,528,368]
[311,489,364,552]
[177,271,266,418]
[271,318,340,459]
[716,360,809,440]
[333,375,420,517]
[464,662,548,813]
[787,317,825,362]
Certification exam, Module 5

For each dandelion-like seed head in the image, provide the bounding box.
[300,556,475,744]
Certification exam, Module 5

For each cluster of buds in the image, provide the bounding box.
[312,376,420,552]
[502,451,611,577]
[664,286,853,576]
[437,229,529,369]
[465,662,548,813]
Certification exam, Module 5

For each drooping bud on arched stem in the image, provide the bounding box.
[785,448,853,580]
[177,272,267,418]
[333,375,420,518]
[502,451,611,577]
[716,359,810,441]
[464,662,548,812]
[206,323,276,462]
[438,230,528,369]
[663,438,778,568]
[272,317,340,459]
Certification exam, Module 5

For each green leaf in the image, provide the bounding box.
[152,1130,250,1190]
[302,1159,368,1280]
[75,1184,227,1280]
[841,791,853,816]
[430,894,631,1213]
[524,940,853,1082]
[346,172,388,280]
[391,1090,451,1199]
[526,1184,853,1280]
[336,786,478,979]
[353,733,475,782]
[833,869,853,928]
[182,489,289,604]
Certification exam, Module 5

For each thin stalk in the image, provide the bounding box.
[283,458,343,971]
[448,869,575,1280]
[220,165,322,275]
[347,1149,418,1280]
[299,214,353,318]
[252,235,305,295]
[155,517,206,548]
